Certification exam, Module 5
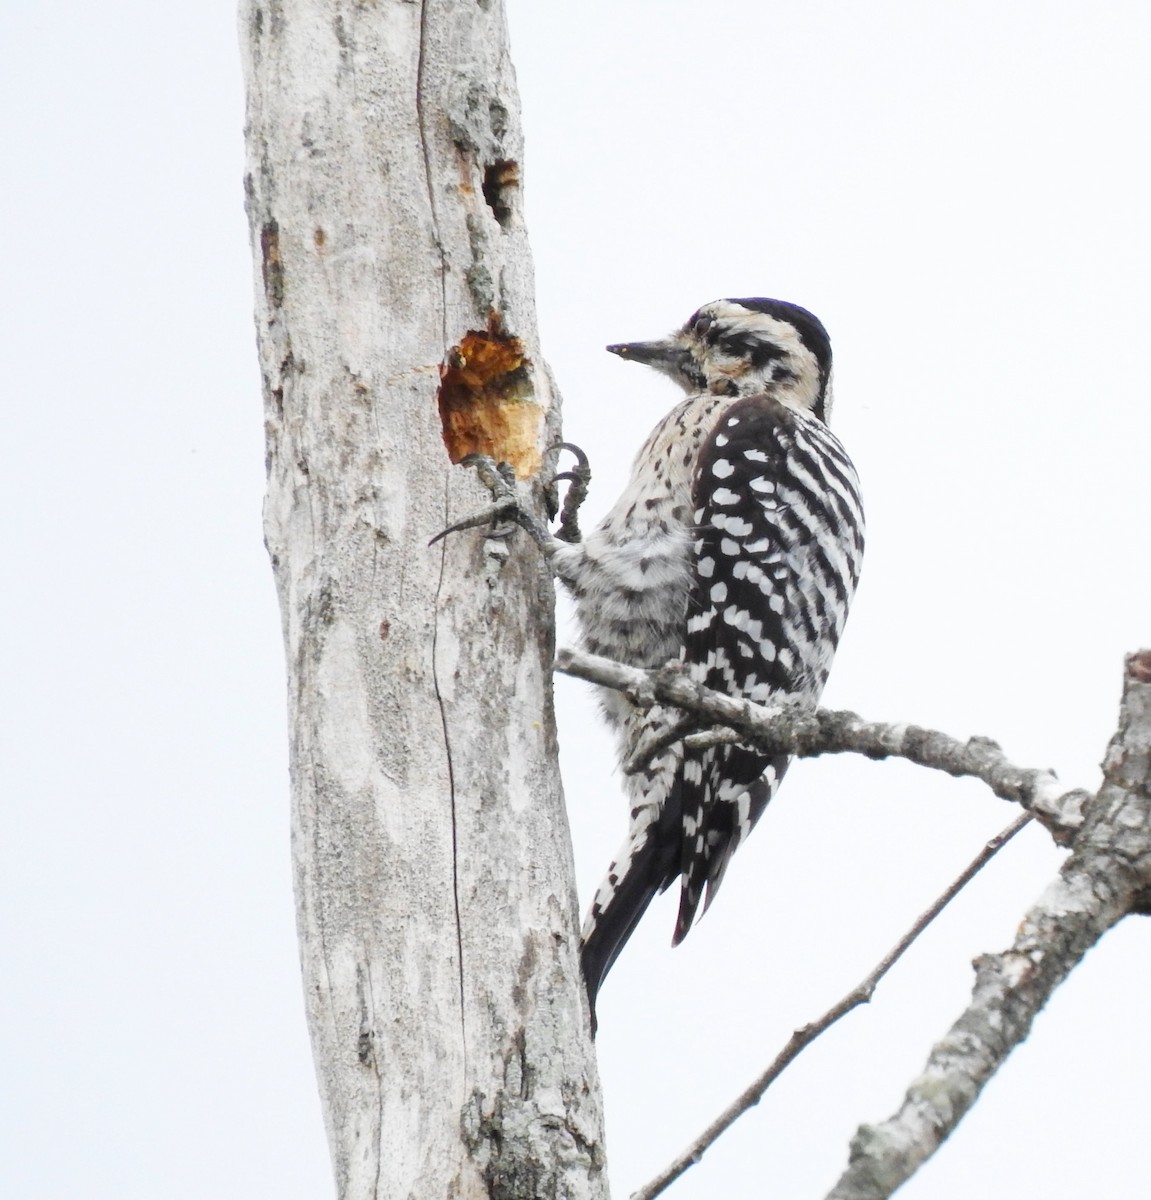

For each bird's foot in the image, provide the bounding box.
[432,446,592,551]
[544,442,592,544]
[429,454,553,551]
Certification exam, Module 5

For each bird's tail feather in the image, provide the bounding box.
[579,789,683,1033]
[674,751,791,944]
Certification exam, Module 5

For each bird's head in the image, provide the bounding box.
[607,297,834,422]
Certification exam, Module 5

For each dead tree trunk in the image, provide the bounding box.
[240,2,607,1196]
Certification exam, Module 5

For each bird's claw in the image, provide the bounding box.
[431,446,592,550]
[459,453,517,498]
[545,442,592,544]
[430,454,550,549]
[427,498,520,546]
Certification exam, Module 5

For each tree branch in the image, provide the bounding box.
[630,813,1033,1200]
[824,649,1151,1199]
[554,648,1089,842]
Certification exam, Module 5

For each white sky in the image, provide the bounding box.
[2,2,1149,1197]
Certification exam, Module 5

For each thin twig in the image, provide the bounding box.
[682,727,744,753]
[630,813,1033,1200]
[824,650,1151,1199]
[626,722,788,775]
[622,715,706,774]
[555,647,1089,842]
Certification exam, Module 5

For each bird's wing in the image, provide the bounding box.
[674,394,865,941]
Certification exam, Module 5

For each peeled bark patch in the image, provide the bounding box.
[438,328,541,477]
[260,219,284,309]
[482,159,519,227]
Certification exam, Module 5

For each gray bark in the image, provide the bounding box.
[240,2,607,1196]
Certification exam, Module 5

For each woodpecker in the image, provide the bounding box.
[435,297,864,1029]
[553,298,865,1024]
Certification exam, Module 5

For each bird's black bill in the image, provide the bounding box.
[607,338,668,363]
[606,338,688,369]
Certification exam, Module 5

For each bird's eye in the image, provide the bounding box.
[693,315,714,337]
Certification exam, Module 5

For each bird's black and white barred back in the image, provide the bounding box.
[550,298,865,1023]
[674,392,864,941]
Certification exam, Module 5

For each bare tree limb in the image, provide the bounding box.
[824,650,1151,1199]
[630,813,1033,1200]
[242,2,606,1195]
[554,648,1089,842]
